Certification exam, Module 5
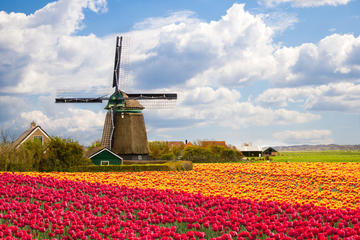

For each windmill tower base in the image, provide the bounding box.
[101,112,150,161]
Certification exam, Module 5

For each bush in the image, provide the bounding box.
[159,152,175,160]
[148,141,171,160]
[40,137,91,172]
[7,140,44,171]
[181,145,213,163]
[181,145,243,163]
[0,143,13,171]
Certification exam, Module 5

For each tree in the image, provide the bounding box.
[181,144,243,163]
[149,141,171,160]
[181,145,213,163]
[40,137,91,172]
[0,129,15,144]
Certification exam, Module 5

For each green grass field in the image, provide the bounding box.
[271,150,360,162]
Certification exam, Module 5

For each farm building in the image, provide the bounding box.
[200,141,226,147]
[263,147,278,156]
[238,143,263,157]
[86,146,123,165]
[11,121,51,150]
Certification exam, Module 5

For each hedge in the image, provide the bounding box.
[68,161,193,172]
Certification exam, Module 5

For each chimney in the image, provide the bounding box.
[30,121,36,129]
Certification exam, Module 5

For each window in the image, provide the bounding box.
[100,161,109,166]
[33,136,43,144]
[138,155,142,160]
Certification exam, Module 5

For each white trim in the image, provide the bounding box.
[16,126,50,149]
[89,148,123,162]
[101,161,110,166]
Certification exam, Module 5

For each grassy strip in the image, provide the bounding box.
[271,151,360,162]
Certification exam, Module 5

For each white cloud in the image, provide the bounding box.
[260,0,352,7]
[148,86,321,130]
[128,3,279,89]
[259,12,298,33]
[257,82,360,112]
[20,109,105,133]
[274,34,360,86]
[273,129,333,145]
[0,0,110,94]
[0,96,29,129]
[19,108,105,145]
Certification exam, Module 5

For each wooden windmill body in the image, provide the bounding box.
[56,36,177,160]
[101,91,149,160]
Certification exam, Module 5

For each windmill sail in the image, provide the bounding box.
[113,36,122,92]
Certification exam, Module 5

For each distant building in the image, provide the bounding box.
[167,141,185,148]
[86,146,123,165]
[11,121,51,150]
[263,147,278,156]
[200,141,226,148]
[238,143,263,157]
[184,141,193,148]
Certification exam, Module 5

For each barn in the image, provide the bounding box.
[86,146,123,165]
[238,143,263,157]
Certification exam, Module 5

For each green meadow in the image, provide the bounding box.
[271,151,360,162]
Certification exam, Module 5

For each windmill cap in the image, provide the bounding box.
[105,91,144,110]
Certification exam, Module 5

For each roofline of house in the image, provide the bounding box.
[16,126,51,149]
[88,147,124,161]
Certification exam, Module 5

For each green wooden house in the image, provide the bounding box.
[86,146,123,165]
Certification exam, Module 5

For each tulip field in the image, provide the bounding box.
[1,162,360,239]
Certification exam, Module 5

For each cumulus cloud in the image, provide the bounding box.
[146,86,321,132]
[129,9,360,91]
[21,109,105,132]
[257,82,360,112]
[260,0,352,7]
[274,34,360,86]
[0,96,29,128]
[0,0,110,94]
[20,109,105,144]
[128,4,278,89]
[273,129,333,145]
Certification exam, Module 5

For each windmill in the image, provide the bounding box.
[55,36,177,160]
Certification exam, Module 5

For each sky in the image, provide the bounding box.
[0,0,359,147]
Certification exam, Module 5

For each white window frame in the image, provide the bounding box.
[138,155,142,160]
[100,161,110,166]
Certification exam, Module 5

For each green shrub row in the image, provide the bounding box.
[0,137,91,172]
[69,161,193,172]
[181,145,243,163]
[149,141,244,163]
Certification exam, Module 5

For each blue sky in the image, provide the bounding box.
[0,0,359,147]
